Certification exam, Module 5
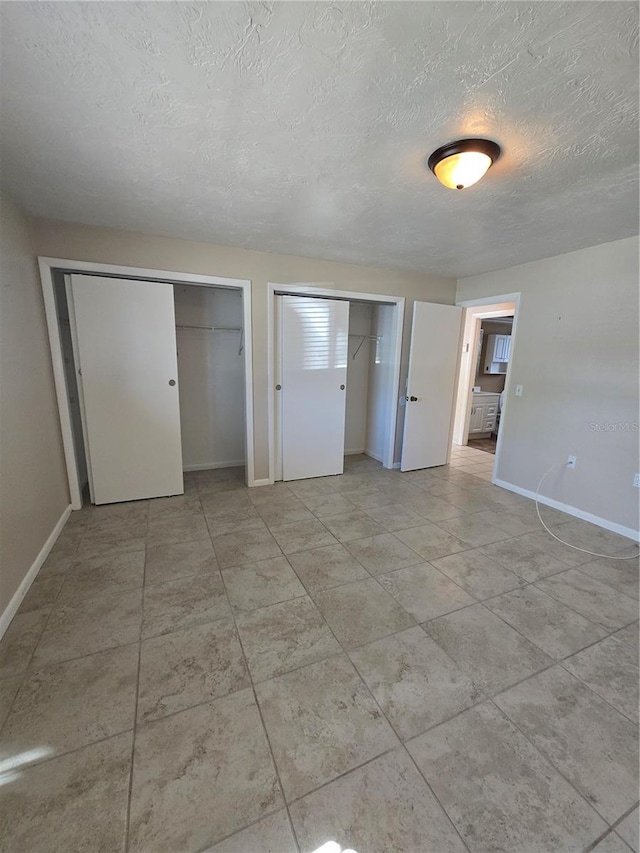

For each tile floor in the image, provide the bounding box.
[1,452,638,853]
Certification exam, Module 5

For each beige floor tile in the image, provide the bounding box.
[299,493,356,518]
[554,519,638,559]
[591,832,635,853]
[290,746,466,853]
[563,636,638,724]
[535,568,638,631]
[147,493,203,520]
[424,604,552,694]
[404,494,466,522]
[314,577,415,649]
[0,612,48,678]
[287,543,370,592]
[407,701,607,852]
[0,674,23,729]
[616,807,639,853]
[255,497,315,526]
[147,513,210,546]
[579,556,639,600]
[516,529,593,567]
[31,588,143,668]
[288,478,341,499]
[335,486,389,508]
[15,574,65,616]
[256,655,398,802]
[394,522,467,562]
[430,548,523,599]
[485,586,607,659]
[205,810,297,853]
[470,508,542,537]
[269,518,338,554]
[137,618,249,723]
[90,500,149,526]
[206,506,266,537]
[77,522,147,557]
[438,489,504,514]
[614,621,639,658]
[363,502,430,532]
[236,596,341,682]
[349,627,481,740]
[434,514,510,547]
[480,535,569,582]
[222,555,306,613]
[344,532,422,576]
[61,549,145,596]
[212,527,282,568]
[142,572,230,639]
[320,510,385,543]
[200,490,252,514]
[145,538,218,586]
[129,689,282,852]
[378,563,475,622]
[495,666,639,824]
[0,732,132,853]
[1,644,137,759]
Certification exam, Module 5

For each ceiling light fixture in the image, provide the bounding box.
[428,138,501,190]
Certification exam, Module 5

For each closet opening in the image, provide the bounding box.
[40,258,254,508]
[268,285,404,483]
[174,283,247,484]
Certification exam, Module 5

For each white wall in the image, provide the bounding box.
[366,303,397,463]
[174,285,245,470]
[31,218,456,480]
[0,193,69,617]
[457,236,639,534]
[345,302,373,454]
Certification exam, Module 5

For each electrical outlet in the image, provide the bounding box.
[567,455,577,469]
[515,384,523,397]
[634,473,640,488]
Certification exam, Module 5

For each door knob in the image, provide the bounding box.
[410,395,418,401]
[340,384,345,390]
[168,379,176,386]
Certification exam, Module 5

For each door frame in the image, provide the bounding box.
[454,292,521,483]
[39,257,255,509]
[266,284,405,483]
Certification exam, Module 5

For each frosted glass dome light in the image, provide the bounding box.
[428,138,501,190]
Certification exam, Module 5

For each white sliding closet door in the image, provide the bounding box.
[279,295,349,480]
[401,301,463,471]
[69,274,184,504]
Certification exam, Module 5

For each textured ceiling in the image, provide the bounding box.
[0,1,638,278]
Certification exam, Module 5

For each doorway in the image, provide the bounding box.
[451,295,519,483]
[39,258,254,508]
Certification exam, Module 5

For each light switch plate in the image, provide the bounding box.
[515,384,523,396]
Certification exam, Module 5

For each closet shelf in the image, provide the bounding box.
[348,334,382,360]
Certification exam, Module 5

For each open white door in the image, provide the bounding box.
[401,301,463,471]
[69,274,184,504]
[279,295,349,480]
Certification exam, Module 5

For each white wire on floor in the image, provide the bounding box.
[535,464,640,561]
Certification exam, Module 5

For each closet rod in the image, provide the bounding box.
[175,324,243,332]
[348,334,382,360]
[176,323,244,356]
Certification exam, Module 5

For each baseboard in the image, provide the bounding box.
[344,448,365,456]
[249,478,272,488]
[364,448,383,463]
[0,504,72,640]
[183,460,245,472]
[392,462,401,470]
[493,478,640,543]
